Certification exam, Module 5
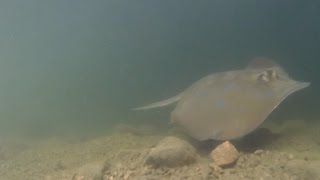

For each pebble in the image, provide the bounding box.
[287,154,294,160]
[210,141,239,167]
[254,149,264,155]
[123,171,131,180]
[209,163,223,173]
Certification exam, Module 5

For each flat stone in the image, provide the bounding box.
[145,136,197,167]
[72,161,105,180]
[210,141,239,167]
[254,149,264,155]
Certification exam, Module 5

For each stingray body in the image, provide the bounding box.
[134,58,310,141]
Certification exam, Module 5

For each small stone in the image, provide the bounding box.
[254,149,264,155]
[210,141,239,167]
[209,163,222,172]
[287,154,294,160]
[142,166,152,175]
[72,174,84,180]
[123,171,131,180]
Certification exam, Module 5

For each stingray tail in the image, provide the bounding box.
[132,94,182,110]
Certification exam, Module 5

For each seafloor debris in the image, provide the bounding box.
[210,141,239,167]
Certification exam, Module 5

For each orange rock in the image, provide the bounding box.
[210,141,239,167]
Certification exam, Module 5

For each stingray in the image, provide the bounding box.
[133,58,310,141]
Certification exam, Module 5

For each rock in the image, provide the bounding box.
[145,136,197,167]
[254,149,264,155]
[209,163,223,173]
[72,161,106,180]
[210,141,239,167]
[287,154,294,160]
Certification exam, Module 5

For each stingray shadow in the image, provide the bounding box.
[192,127,282,155]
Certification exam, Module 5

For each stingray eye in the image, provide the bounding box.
[257,69,278,83]
[266,69,278,80]
[266,69,280,81]
[258,71,270,83]
[273,70,279,80]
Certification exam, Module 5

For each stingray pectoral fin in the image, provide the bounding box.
[132,94,182,110]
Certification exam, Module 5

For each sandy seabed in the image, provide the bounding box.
[0,119,320,180]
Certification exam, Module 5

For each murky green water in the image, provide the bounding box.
[0,1,319,179]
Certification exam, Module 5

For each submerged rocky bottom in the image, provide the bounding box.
[0,119,320,180]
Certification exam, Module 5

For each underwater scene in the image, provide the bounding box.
[0,1,319,180]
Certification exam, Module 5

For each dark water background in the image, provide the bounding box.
[0,0,318,136]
